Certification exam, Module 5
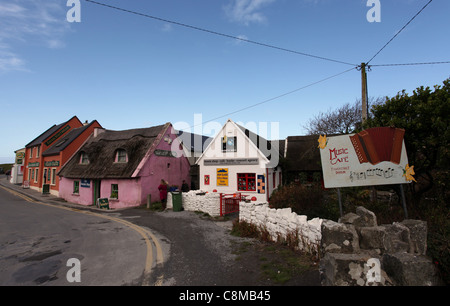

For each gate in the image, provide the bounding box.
[219,193,247,216]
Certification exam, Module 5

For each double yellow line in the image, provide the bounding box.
[1,185,164,286]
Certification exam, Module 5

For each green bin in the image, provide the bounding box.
[171,192,183,212]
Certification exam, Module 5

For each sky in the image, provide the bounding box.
[1,0,449,163]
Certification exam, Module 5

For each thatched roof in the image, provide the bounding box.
[58,123,169,179]
[285,135,322,172]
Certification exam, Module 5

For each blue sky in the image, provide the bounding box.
[1,0,449,163]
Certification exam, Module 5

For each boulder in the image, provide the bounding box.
[400,219,427,255]
[355,206,378,227]
[382,252,442,286]
[320,252,393,286]
[321,220,359,254]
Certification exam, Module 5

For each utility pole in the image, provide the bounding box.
[360,62,369,124]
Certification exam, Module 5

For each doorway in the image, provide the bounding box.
[93,180,101,205]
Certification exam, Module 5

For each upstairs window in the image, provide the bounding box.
[80,152,89,164]
[115,149,127,163]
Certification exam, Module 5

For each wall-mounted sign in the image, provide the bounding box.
[28,162,39,167]
[204,158,259,166]
[44,161,60,167]
[154,149,177,157]
[204,175,210,185]
[319,127,413,188]
[216,168,228,186]
[81,179,91,188]
[45,125,71,146]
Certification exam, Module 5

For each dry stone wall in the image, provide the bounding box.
[319,206,442,286]
[239,202,323,255]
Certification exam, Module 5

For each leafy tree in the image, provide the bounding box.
[364,78,450,201]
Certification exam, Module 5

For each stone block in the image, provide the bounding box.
[320,252,393,286]
[321,220,359,254]
[381,223,412,254]
[400,219,427,255]
[382,252,442,286]
[359,226,386,250]
[355,206,377,227]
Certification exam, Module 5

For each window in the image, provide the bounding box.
[115,149,127,163]
[237,173,256,191]
[73,181,80,194]
[222,136,237,153]
[29,169,33,181]
[36,146,40,158]
[34,169,39,183]
[30,147,33,158]
[80,152,89,164]
[51,168,56,185]
[111,184,118,199]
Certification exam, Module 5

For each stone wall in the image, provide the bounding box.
[319,206,442,286]
[167,190,222,217]
[239,202,323,256]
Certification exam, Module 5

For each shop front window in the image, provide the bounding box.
[237,173,256,191]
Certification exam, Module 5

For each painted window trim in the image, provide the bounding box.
[114,149,128,163]
[80,152,89,164]
[73,180,80,195]
[237,173,256,191]
[110,184,119,199]
[51,168,57,186]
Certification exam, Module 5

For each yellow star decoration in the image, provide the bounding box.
[318,135,327,149]
[403,164,417,182]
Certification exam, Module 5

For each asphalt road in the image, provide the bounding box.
[0,179,321,287]
[0,186,151,286]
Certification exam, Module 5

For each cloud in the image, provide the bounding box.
[0,0,71,72]
[224,0,276,25]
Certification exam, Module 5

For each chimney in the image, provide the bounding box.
[83,120,89,126]
[94,127,105,137]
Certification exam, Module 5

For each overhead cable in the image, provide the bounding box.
[84,0,356,66]
[366,0,433,64]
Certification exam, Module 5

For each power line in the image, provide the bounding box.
[371,61,450,67]
[84,0,356,66]
[366,0,433,65]
[186,66,357,130]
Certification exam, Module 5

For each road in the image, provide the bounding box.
[0,180,321,287]
[0,186,162,286]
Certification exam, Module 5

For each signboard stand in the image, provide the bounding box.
[337,188,343,217]
[399,184,408,219]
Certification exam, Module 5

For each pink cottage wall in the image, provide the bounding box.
[59,177,93,206]
[138,126,191,204]
[101,178,141,209]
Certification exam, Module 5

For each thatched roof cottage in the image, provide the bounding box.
[58,123,191,209]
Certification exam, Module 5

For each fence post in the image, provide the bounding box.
[220,193,223,217]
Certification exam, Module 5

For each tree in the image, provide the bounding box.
[364,78,450,201]
[304,97,383,135]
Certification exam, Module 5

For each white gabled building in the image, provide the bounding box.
[196,119,284,202]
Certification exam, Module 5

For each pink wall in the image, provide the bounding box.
[59,177,94,206]
[138,126,191,204]
[101,178,141,209]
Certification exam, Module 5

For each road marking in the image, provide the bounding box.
[0,185,164,286]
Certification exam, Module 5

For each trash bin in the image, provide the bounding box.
[171,192,183,212]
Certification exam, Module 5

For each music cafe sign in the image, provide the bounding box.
[318,127,415,188]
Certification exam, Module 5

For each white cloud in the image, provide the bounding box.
[224,0,276,25]
[0,0,71,72]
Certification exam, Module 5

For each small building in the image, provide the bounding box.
[196,119,283,202]
[58,123,191,209]
[22,116,101,195]
[10,148,25,185]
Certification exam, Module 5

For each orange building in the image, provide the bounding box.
[23,116,102,195]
